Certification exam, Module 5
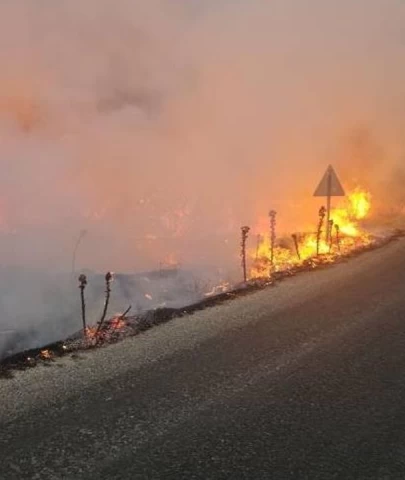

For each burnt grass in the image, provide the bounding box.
[1,230,404,379]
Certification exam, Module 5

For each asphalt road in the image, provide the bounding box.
[1,239,405,479]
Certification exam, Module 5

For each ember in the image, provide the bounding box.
[80,304,133,347]
[110,318,126,330]
[39,349,52,360]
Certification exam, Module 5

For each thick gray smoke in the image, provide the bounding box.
[0,0,405,355]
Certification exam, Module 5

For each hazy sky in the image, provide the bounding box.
[0,0,404,271]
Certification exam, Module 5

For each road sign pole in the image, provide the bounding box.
[326,171,332,243]
[313,165,345,242]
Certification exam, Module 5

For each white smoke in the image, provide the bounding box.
[0,0,405,354]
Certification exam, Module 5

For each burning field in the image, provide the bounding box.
[1,178,402,378]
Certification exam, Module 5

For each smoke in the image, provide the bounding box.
[0,0,405,353]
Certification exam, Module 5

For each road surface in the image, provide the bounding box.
[1,239,405,479]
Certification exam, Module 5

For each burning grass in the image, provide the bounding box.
[250,188,373,279]
[1,227,403,379]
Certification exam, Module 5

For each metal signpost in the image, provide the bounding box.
[314,165,345,242]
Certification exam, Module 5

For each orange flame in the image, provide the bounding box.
[250,187,372,279]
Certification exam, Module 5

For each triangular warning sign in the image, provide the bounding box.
[313,165,345,197]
